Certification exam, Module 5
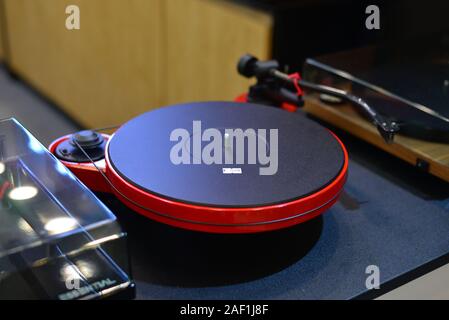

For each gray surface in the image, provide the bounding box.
[124,159,449,300]
[0,66,79,145]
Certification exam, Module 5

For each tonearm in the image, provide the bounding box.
[237,54,400,143]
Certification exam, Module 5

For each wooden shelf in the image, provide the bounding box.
[304,96,449,183]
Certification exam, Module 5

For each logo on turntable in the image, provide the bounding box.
[170,121,279,175]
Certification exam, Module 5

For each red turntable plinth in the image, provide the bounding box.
[50,102,348,233]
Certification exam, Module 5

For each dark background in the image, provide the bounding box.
[234,0,449,69]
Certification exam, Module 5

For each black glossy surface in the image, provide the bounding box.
[108,102,345,208]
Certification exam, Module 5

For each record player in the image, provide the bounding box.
[51,52,425,234]
[49,101,348,234]
[0,51,448,299]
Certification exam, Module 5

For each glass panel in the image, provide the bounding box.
[303,34,449,141]
[0,119,131,299]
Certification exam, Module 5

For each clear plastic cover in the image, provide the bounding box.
[303,37,449,138]
[0,118,132,299]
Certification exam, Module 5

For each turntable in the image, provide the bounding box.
[50,101,348,233]
[44,53,449,300]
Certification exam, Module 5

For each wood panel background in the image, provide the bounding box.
[3,0,164,128]
[2,0,273,128]
[165,0,272,104]
[0,23,3,61]
[0,0,5,60]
